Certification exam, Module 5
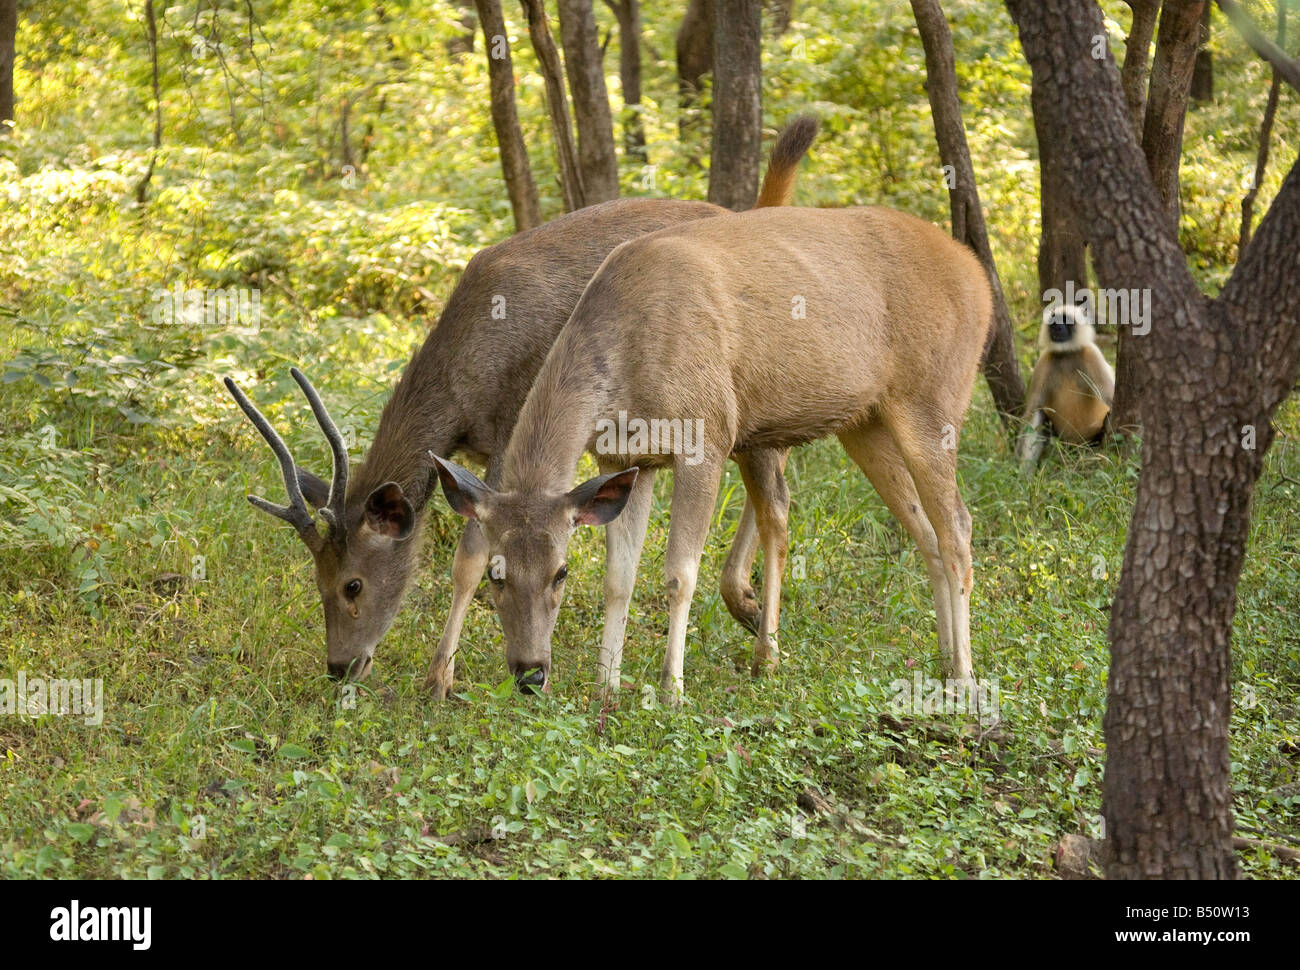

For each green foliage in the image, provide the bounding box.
[0,0,1296,878]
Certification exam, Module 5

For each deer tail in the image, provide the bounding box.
[754,114,820,209]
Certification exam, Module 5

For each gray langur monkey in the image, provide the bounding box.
[1017,304,1115,472]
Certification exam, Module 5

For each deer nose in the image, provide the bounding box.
[327,661,351,680]
[515,667,547,693]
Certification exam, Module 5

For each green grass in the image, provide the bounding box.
[2,0,1298,879]
[1,377,1297,878]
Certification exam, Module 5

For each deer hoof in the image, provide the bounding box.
[722,586,761,635]
[423,671,454,701]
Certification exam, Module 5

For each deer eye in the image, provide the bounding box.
[344,579,363,599]
[553,565,568,587]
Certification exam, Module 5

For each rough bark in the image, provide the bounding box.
[1008,0,1300,881]
[475,0,542,231]
[1142,0,1206,229]
[0,0,15,132]
[676,0,714,138]
[1120,0,1161,140]
[1114,0,1206,432]
[521,0,585,210]
[556,0,620,202]
[708,0,762,211]
[911,0,1027,432]
[1239,0,1286,256]
[604,0,646,161]
[1034,82,1089,302]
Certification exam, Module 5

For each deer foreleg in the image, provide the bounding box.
[659,459,725,704]
[597,466,657,695]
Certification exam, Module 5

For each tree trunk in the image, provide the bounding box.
[1034,81,1089,303]
[448,0,477,56]
[676,0,714,139]
[1142,0,1206,229]
[475,0,542,231]
[1111,0,1205,432]
[521,0,586,210]
[1120,1,1161,142]
[911,0,1027,432]
[707,0,762,211]
[767,0,796,34]
[605,0,646,162]
[1191,1,1214,101]
[134,0,163,205]
[0,0,15,133]
[1008,0,1300,881]
[1239,0,1286,256]
[556,0,620,203]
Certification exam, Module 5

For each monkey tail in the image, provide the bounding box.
[754,115,820,209]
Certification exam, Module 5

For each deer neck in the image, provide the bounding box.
[349,352,458,513]
[503,351,611,494]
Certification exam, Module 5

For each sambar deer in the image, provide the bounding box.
[432,204,993,699]
[223,117,818,693]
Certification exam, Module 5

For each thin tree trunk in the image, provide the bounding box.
[448,0,477,56]
[1034,83,1089,303]
[767,0,795,34]
[676,0,713,140]
[521,0,585,210]
[134,0,163,205]
[1142,0,1206,229]
[708,0,762,211]
[604,0,646,161]
[1111,0,1206,433]
[1240,0,1286,256]
[476,0,542,231]
[1008,0,1300,881]
[1120,0,1161,141]
[556,0,619,202]
[0,0,16,133]
[911,0,1026,432]
[1192,1,1214,101]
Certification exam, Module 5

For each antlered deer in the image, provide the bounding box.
[432,204,993,699]
[223,118,818,694]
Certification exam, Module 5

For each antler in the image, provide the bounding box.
[288,367,349,535]
[223,367,350,551]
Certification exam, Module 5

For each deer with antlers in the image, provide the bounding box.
[223,118,818,692]
[432,203,992,699]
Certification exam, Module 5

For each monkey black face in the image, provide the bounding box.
[1046,311,1076,345]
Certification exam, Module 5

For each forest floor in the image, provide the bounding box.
[2,0,1298,879]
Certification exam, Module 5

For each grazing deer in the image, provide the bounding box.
[223,118,818,692]
[432,204,992,699]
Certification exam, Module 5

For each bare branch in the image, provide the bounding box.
[1216,0,1300,93]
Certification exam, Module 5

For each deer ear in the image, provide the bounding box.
[297,468,331,508]
[364,482,415,539]
[568,468,639,527]
[430,455,493,521]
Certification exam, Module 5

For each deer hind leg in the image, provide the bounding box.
[423,518,490,699]
[838,419,954,672]
[720,448,789,636]
[660,457,726,704]
[597,465,657,696]
[734,449,790,677]
[719,498,760,634]
[880,411,975,681]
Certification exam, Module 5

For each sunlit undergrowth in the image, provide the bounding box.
[1,0,1296,878]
